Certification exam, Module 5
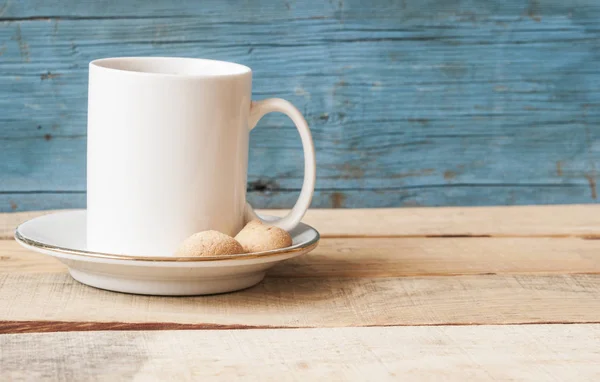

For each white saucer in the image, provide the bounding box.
[15,210,320,296]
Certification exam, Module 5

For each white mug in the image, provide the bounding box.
[87,57,315,257]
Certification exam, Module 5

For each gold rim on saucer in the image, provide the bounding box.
[14,228,320,263]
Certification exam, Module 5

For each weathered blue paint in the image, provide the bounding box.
[2,184,596,211]
[1,0,599,211]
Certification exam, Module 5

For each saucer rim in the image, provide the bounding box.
[15,211,320,263]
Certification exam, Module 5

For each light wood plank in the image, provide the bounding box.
[1,273,600,327]
[0,209,63,240]
[292,206,600,238]
[3,237,600,277]
[3,205,600,240]
[1,325,599,381]
[0,240,65,274]
[271,236,600,277]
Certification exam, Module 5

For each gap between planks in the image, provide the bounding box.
[3,319,600,335]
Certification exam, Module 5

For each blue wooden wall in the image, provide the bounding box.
[1,0,599,211]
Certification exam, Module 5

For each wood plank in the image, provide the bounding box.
[295,205,600,238]
[1,325,600,380]
[0,209,61,239]
[3,0,599,19]
[3,185,599,213]
[3,236,600,277]
[0,321,262,334]
[271,236,600,277]
[1,0,600,210]
[4,205,600,239]
[0,239,65,273]
[1,273,600,327]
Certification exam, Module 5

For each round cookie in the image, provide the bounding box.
[175,230,245,257]
[235,220,293,253]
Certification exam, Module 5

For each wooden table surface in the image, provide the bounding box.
[1,206,600,380]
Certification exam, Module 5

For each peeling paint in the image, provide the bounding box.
[294,86,310,98]
[12,24,30,63]
[440,62,468,79]
[40,71,61,80]
[526,0,542,22]
[407,118,429,125]
[330,192,345,208]
[337,163,364,179]
[371,81,382,91]
[402,200,421,207]
[444,170,457,180]
[248,179,278,193]
[585,174,597,200]
[331,80,348,96]
[391,169,435,179]
[0,0,10,17]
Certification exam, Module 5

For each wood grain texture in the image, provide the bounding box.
[292,205,600,238]
[271,236,600,277]
[1,0,599,210]
[2,272,600,327]
[0,208,60,239]
[2,325,600,381]
[0,321,272,334]
[4,185,600,213]
[4,236,600,277]
[3,205,600,239]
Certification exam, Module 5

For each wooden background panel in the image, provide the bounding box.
[2,0,599,20]
[1,326,600,381]
[1,0,600,211]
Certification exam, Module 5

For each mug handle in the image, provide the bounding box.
[245,98,316,232]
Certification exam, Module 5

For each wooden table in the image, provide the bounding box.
[1,206,600,380]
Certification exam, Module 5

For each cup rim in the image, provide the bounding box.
[90,56,252,78]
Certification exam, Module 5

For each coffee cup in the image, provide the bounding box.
[86,57,315,257]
